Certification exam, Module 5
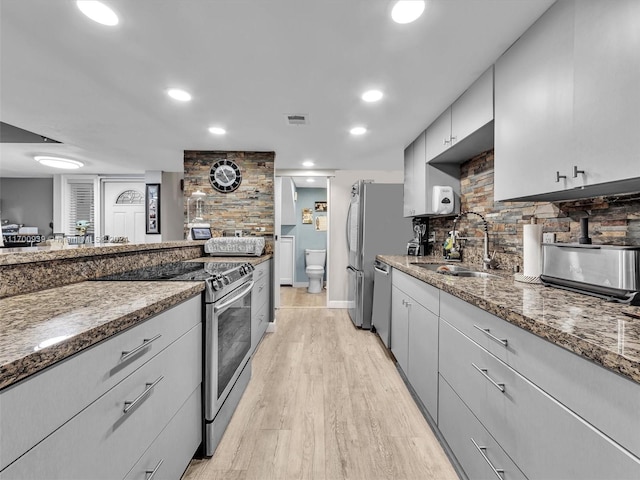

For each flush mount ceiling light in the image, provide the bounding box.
[391,1,426,24]
[302,160,315,167]
[350,126,367,135]
[34,156,84,169]
[306,178,316,183]
[362,90,384,102]
[208,127,226,135]
[167,88,192,102]
[76,1,119,26]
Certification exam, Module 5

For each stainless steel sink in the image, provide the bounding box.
[412,263,471,273]
[412,263,500,279]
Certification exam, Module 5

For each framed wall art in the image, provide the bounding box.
[302,208,313,224]
[145,183,161,234]
[315,201,327,212]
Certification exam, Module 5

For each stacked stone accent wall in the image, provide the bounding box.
[183,151,275,238]
[429,149,640,269]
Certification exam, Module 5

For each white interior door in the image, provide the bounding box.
[103,182,146,243]
[279,236,295,285]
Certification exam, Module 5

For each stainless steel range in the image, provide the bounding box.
[97,260,255,456]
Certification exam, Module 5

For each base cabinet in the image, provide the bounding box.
[391,270,439,418]
[251,259,271,352]
[0,296,203,480]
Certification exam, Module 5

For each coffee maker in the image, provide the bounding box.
[407,218,429,256]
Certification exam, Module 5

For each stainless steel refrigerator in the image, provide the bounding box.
[346,180,412,329]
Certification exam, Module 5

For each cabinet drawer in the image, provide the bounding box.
[252,272,269,311]
[251,301,269,353]
[438,375,526,480]
[392,269,439,315]
[1,323,202,480]
[440,291,640,458]
[124,385,201,480]
[439,319,640,479]
[0,295,201,471]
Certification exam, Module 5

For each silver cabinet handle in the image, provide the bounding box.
[473,325,508,347]
[471,438,504,480]
[121,334,162,362]
[556,171,567,182]
[123,376,164,414]
[472,363,505,393]
[145,459,164,480]
[374,265,389,275]
[573,165,585,178]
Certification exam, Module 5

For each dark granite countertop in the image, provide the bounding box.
[378,255,640,385]
[0,281,204,390]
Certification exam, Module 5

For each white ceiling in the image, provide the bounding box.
[0,0,554,178]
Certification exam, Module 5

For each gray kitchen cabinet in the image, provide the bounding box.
[494,0,575,201]
[0,296,202,479]
[439,375,527,480]
[495,0,640,201]
[439,318,640,479]
[572,0,640,189]
[403,131,427,217]
[426,66,494,163]
[403,130,460,218]
[251,259,271,352]
[281,176,297,225]
[391,269,439,419]
[391,285,409,373]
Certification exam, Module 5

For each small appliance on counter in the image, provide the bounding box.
[541,243,640,305]
[204,236,265,256]
[407,220,428,256]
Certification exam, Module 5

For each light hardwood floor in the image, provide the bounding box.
[279,286,327,308]
[183,306,458,480]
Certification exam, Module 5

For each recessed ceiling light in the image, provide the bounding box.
[362,90,383,102]
[350,126,367,135]
[76,1,119,26]
[208,127,226,135]
[302,160,315,167]
[391,1,426,24]
[306,178,315,183]
[167,88,192,102]
[34,156,84,169]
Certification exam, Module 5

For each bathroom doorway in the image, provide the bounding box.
[275,174,331,309]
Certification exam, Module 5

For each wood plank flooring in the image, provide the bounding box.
[183,306,458,480]
[279,286,326,308]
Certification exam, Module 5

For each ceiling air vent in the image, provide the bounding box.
[285,114,309,126]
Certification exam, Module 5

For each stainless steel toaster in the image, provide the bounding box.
[541,243,640,305]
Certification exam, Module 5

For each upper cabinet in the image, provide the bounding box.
[494,0,640,201]
[404,131,460,218]
[403,131,427,217]
[426,66,494,164]
[280,177,297,225]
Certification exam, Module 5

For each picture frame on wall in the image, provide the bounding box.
[145,183,161,234]
[302,208,313,224]
[315,201,327,212]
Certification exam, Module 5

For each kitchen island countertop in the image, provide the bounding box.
[379,254,640,386]
[0,281,204,390]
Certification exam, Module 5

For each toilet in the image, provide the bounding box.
[305,249,326,294]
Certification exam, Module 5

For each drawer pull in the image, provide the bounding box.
[471,438,504,480]
[472,363,505,393]
[121,334,162,362]
[473,325,508,347]
[123,376,164,414]
[145,459,164,480]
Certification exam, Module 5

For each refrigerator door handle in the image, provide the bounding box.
[346,204,352,250]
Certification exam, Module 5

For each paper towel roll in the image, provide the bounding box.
[523,224,543,277]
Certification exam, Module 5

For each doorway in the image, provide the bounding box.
[274,174,331,309]
[102,179,146,243]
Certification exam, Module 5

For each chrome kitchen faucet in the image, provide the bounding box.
[449,211,498,269]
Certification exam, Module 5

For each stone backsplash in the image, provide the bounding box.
[429,149,640,270]
[183,151,275,238]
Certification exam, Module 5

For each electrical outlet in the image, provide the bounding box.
[234,230,242,237]
[543,232,556,244]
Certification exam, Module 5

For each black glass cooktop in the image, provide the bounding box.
[95,261,248,281]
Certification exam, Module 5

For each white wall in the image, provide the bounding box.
[144,170,184,242]
[327,170,404,308]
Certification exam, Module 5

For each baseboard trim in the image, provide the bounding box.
[266,318,277,333]
[293,281,309,288]
[328,300,351,309]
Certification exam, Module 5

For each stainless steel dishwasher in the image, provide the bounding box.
[371,259,392,348]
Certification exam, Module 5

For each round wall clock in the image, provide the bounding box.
[209,159,242,193]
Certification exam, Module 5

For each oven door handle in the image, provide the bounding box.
[213,281,255,313]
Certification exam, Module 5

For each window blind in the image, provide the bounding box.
[67,182,95,235]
